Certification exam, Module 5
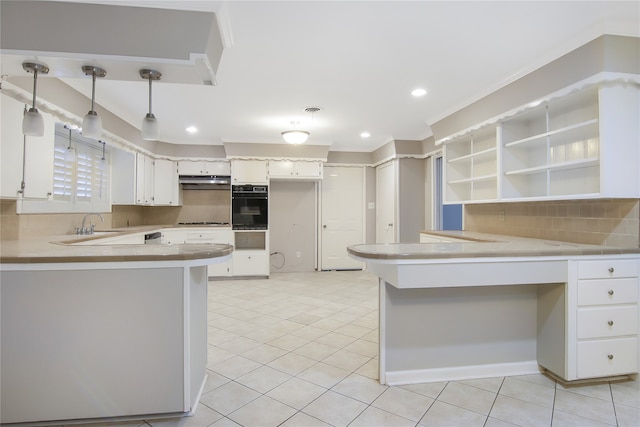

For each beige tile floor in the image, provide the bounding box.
[133,271,640,426]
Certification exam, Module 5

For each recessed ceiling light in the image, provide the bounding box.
[186,126,198,134]
[360,132,371,138]
[411,88,427,97]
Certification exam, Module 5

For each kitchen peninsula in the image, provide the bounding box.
[0,234,233,424]
[348,232,640,386]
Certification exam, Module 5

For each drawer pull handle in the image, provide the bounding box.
[608,320,614,326]
[608,290,614,295]
[608,354,614,360]
[608,267,615,273]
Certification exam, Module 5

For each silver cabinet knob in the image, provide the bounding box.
[608,267,615,273]
[608,354,614,360]
[323,225,327,229]
[608,290,614,295]
[608,320,614,326]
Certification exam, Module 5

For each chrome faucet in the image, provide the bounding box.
[77,213,104,235]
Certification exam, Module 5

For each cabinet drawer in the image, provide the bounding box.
[578,278,639,306]
[577,306,638,339]
[577,337,638,378]
[185,231,232,243]
[578,259,638,279]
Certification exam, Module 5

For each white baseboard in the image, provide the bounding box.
[384,360,540,385]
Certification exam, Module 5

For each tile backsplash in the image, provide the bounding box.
[464,199,640,248]
[0,189,231,240]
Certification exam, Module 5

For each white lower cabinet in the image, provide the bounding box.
[539,256,639,382]
[232,230,269,277]
[574,258,639,380]
[182,229,233,277]
[232,251,268,277]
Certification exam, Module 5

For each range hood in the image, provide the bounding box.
[179,175,231,190]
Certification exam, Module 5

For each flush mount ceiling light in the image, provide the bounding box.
[140,69,162,141]
[81,65,107,139]
[22,62,49,136]
[281,107,320,144]
[281,129,310,145]
[360,132,371,138]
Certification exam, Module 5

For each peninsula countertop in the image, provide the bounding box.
[0,232,233,264]
[347,231,640,261]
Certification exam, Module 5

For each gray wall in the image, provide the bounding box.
[431,35,640,140]
[269,181,317,272]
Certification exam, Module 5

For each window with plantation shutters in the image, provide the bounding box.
[20,123,110,213]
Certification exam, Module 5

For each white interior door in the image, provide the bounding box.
[320,166,364,270]
[376,161,396,243]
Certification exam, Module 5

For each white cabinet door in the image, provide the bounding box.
[376,161,397,243]
[178,161,230,176]
[232,160,268,184]
[136,153,154,205]
[0,94,54,199]
[111,149,136,204]
[232,251,268,276]
[294,161,323,178]
[268,160,294,177]
[320,166,364,270]
[269,160,323,179]
[153,159,180,205]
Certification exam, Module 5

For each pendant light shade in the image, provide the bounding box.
[22,62,49,137]
[140,69,161,141]
[81,66,106,139]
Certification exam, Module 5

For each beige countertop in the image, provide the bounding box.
[348,231,640,260]
[0,231,233,264]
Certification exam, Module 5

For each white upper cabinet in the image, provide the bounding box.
[135,153,154,205]
[177,160,230,176]
[268,160,323,180]
[231,160,268,184]
[442,82,640,203]
[153,159,180,206]
[0,94,54,199]
[111,148,136,205]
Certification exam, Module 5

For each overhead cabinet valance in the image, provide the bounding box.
[0,1,224,85]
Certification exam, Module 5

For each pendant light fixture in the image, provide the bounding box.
[140,69,161,141]
[22,62,49,136]
[81,65,106,139]
[63,125,76,163]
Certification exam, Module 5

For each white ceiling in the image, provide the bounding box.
[42,1,640,151]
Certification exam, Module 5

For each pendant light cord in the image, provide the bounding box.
[31,68,38,109]
[90,71,97,113]
[148,75,153,116]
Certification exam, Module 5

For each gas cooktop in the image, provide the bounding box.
[178,221,230,226]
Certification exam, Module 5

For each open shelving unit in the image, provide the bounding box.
[444,126,498,203]
[440,78,640,204]
[501,88,600,200]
